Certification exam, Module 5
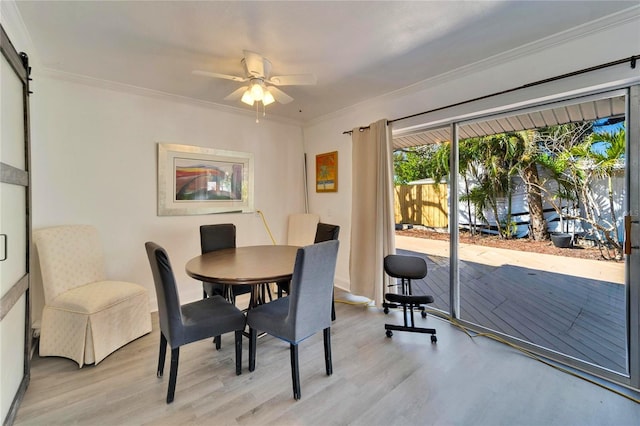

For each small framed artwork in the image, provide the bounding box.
[316,151,338,192]
[157,143,254,216]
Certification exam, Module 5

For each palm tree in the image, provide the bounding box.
[536,124,624,259]
[518,130,549,241]
[588,129,625,246]
[474,133,526,238]
[459,138,484,235]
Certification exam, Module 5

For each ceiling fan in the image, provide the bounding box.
[193,50,317,108]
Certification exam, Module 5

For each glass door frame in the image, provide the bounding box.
[627,84,639,389]
[444,85,640,388]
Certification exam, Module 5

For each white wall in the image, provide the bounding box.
[28,77,306,313]
[5,0,640,305]
[303,11,640,294]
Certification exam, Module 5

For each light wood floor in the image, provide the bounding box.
[14,295,640,426]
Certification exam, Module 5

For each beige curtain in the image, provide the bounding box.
[349,119,396,307]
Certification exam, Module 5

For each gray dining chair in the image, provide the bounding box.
[200,223,252,349]
[200,223,252,303]
[145,242,246,404]
[246,240,339,400]
[277,222,340,321]
[315,223,340,321]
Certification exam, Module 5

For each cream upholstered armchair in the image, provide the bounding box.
[33,225,152,367]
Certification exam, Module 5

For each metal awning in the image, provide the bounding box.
[393,93,626,150]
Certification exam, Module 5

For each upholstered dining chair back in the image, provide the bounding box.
[284,239,339,342]
[35,224,106,302]
[200,223,236,298]
[145,242,184,346]
[34,225,151,367]
[314,223,340,243]
[200,224,252,306]
[145,241,246,403]
[313,223,340,320]
[276,222,340,308]
[246,239,339,399]
[287,213,320,246]
[200,223,235,254]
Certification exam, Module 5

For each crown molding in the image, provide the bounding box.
[397,4,640,96]
[5,0,301,126]
[1,0,39,64]
[308,5,640,128]
[38,68,303,126]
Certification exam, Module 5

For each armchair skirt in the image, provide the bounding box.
[39,280,151,366]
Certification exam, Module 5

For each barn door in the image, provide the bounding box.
[0,24,31,425]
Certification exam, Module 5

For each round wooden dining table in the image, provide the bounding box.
[185,245,299,307]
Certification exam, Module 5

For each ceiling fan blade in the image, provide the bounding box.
[268,74,317,86]
[224,86,249,101]
[192,70,248,82]
[268,86,294,104]
[242,50,266,78]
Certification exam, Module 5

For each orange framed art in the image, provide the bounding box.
[316,151,338,192]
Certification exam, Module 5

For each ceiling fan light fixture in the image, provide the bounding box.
[194,50,316,112]
[241,90,255,105]
[250,81,264,101]
[262,90,275,106]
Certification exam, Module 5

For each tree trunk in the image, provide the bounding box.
[522,163,549,241]
[607,175,620,244]
[463,176,475,235]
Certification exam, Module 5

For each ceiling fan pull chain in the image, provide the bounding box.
[256,102,259,123]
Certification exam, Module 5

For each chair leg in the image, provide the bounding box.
[410,304,416,328]
[249,287,260,309]
[290,343,301,400]
[157,333,167,378]
[276,279,290,298]
[331,289,336,321]
[235,330,242,376]
[214,335,221,350]
[323,327,333,376]
[265,283,273,302]
[167,347,179,404]
[249,328,257,372]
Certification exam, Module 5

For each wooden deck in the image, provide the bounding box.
[396,245,627,374]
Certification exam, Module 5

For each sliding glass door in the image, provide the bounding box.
[393,126,452,316]
[453,88,638,381]
[394,85,640,387]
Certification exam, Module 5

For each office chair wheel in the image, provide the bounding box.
[386,330,393,338]
[384,307,389,314]
[421,311,427,318]
[431,335,437,343]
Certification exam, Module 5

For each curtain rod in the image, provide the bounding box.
[342,54,639,135]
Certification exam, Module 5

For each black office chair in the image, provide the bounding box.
[382,254,437,342]
[247,240,339,400]
[277,222,340,321]
[145,242,246,403]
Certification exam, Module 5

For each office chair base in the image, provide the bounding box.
[383,302,427,318]
[384,324,437,342]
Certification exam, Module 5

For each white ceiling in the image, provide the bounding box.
[14,0,639,123]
